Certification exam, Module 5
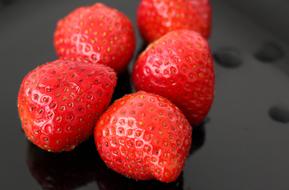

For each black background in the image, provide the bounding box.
[0,0,289,189]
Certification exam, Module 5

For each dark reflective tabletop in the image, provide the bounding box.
[0,0,289,189]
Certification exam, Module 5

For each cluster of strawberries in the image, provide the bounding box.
[18,0,214,183]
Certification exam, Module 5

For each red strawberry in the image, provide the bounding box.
[54,3,136,73]
[94,91,192,183]
[137,0,212,42]
[133,30,215,126]
[18,60,117,152]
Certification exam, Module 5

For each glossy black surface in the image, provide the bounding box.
[0,0,289,189]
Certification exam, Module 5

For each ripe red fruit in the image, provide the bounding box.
[18,60,117,152]
[54,3,136,73]
[137,0,212,42]
[133,30,215,126]
[95,91,192,183]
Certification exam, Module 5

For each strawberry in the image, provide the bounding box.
[133,30,215,126]
[94,91,192,183]
[137,0,212,42]
[54,3,136,73]
[18,59,117,152]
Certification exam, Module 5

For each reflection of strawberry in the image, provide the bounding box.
[54,3,136,73]
[95,91,192,183]
[26,140,97,190]
[133,30,215,126]
[18,60,116,152]
[27,139,183,190]
[137,0,212,42]
[96,167,184,190]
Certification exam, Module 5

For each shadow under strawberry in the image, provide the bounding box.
[136,42,148,56]
[26,138,184,190]
[189,118,208,156]
[112,69,133,101]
